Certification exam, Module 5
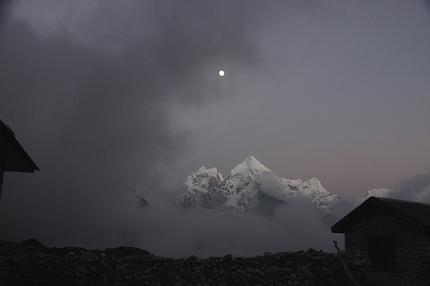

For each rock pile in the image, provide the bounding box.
[0,239,372,285]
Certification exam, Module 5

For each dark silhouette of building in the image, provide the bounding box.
[332,196,430,285]
[0,120,39,200]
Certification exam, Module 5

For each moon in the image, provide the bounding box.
[218,70,225,77]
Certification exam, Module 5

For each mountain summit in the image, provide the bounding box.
[180,157,353,219]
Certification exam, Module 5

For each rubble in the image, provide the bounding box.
[0,239,372,285]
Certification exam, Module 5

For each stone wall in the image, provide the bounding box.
[0,239,372,286]
[344,206,430,286]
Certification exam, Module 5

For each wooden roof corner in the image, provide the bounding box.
[0,119,40,173]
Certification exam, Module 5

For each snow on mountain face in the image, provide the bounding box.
[296,177,353,216]
[185,166,224,194]
[220,157,267,197]
[219,157,284,214]
[350,172,430,205]
[297,178,330,199]
[180,158,430,222]
[179,157,353,218]
[280,179,305,201]
[354,183,430,206]
[181,167,226,209]
[230,156,270,178]
[353,188,393,205]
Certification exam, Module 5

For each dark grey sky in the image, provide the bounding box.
[0,0,429,257]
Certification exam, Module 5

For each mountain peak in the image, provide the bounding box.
[230,156,270,177]
[180,157,353,218]
[195,166,222,178]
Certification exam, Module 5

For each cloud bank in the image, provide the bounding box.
[1,1,427,259]
[390,171,430,203]
[0,1,344,258]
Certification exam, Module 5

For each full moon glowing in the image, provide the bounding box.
[219,70,225,77]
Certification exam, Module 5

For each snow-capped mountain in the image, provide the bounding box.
[181,157,286,215]
[352,171,430,205]
[218,157,280,213]
[354,183,430,206]
[180,156,353,218]
[283,177,353,218]
[181,166,226,209]
[353,188,393,205]
[179,157,430,226]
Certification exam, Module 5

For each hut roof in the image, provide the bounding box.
[0,120,39,172]
[331,197,430,234]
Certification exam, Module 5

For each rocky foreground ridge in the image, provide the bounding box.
[0,239,374,286]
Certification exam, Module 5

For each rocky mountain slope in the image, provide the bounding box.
[180,157,353,219]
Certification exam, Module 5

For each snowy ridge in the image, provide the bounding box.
[353,188,393,206]
[181,167,226,209]
[180,157,353,218]
[354,183,430,206]
[185,167,224,194]
[180,157,430,220]
[230,156,270,177]
[221,157,270,210]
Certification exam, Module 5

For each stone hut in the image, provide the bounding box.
[331,196,430,285]
[0,120,39,200]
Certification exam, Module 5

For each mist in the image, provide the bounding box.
[388,171,430,203]
[254,171,287,201]
[4,190,340,258]
[0,0,341,258]
[134,200,341,258]
[1,1,428,259]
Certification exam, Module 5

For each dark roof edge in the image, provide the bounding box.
[331,197,430,234]
[0,120,40,172]
[331,197,376,233]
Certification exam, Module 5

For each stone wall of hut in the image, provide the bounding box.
[344,206,430,286]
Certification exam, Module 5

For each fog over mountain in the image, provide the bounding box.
[173,157,430,257]
[180,156,353,223]
[354,171,430,205]
[0,1,429,259]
